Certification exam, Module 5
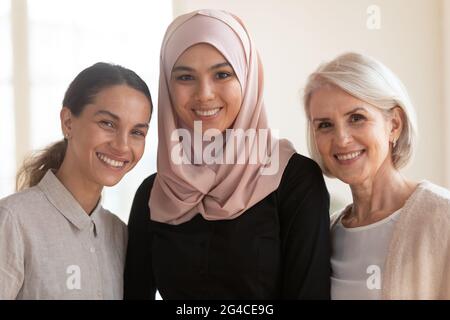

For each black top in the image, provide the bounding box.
[124,153,331,299]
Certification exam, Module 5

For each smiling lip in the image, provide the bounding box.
[96,152,129,169]
[192,107,222,119]
[334,150,365,164]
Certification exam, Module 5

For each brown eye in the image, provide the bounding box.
[131,129,145,137]
[318,122,332,129]
[99,120,114,129]
[176,74,194,81]
[350,114,365,122]
[215,72,232,79]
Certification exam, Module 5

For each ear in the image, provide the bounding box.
[60,107,73,139]
[390,106,404,143]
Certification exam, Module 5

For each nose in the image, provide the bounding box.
[110,130,129,154]
[195,78,215,102]
[334,124,353,147]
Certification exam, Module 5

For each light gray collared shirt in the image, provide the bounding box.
[0,170,127,300]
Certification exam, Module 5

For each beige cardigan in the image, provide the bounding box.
[331,181,450,299]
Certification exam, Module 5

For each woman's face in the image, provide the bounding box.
[169,43,242,134]
[63,84,151,187]
[309,85,398,186]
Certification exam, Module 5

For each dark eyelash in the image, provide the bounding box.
[176,74,194,81]
[317,122,332,129]
[216,72,232,79]
[100,120,114,128]
[350,113,366,122]
[132,130,145,137]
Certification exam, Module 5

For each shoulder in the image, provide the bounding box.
[283,153,323,176]
[276,153,330,224]
[412,181,450,216]
[99,207,128,239]
[418,181,450,202]
[134,173,157,200]
[100,207,127,228]
[127,173,157,226]
[277,153,328,206]
[401,181,450,234]
[278,153,324,192]
[0,186,45,220]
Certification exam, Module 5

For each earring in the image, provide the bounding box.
[64,133,70,140]
[392,137,397,149]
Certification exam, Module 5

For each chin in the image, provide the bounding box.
[101,180,122,187]
[97,175,124,187]
[339,174,367,186]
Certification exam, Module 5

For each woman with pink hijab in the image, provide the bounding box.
[124,9,330,299]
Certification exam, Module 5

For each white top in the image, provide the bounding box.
[0,170,127,300]
[331,207,402,300]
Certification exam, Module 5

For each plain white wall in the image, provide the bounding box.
[173,0,447,209]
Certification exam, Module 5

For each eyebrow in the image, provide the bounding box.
[94,110,149,128]
[171,62,231,73]
[344,107,367,116]
[135,123,149,129]
[95,110,119,120]
[210,62,231,70]
[312,107,367,122]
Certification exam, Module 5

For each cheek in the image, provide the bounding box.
[171,89,194,123]
[134,141,146,160]
[127,140,146,169]
[171,85,191,109]
[224,85,242,114]
[314,134,330,156]
[77,125,109,153]
[365,125,390,155]
[72,122,94,149]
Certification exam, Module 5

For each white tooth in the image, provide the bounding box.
[195,108,220,116]
[337,151,361,161]
[98,153,125,167]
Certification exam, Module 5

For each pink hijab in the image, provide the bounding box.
[149,9,295,224]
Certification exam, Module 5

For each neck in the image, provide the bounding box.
[345,162,418,227]
[55,156,102,215]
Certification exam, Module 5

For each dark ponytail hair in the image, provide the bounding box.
[16,62,152,191]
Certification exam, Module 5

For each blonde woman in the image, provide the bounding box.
[303,52,450,299]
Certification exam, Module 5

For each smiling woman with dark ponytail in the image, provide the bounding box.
[0,62,153,299]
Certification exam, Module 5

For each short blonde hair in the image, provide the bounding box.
[303,52,418,176]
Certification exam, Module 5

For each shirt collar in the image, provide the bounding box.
[38,170,103,231]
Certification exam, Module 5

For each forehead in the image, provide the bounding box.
[173,43,228,68]
[309,85,377,117]
[85,85,151,120]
